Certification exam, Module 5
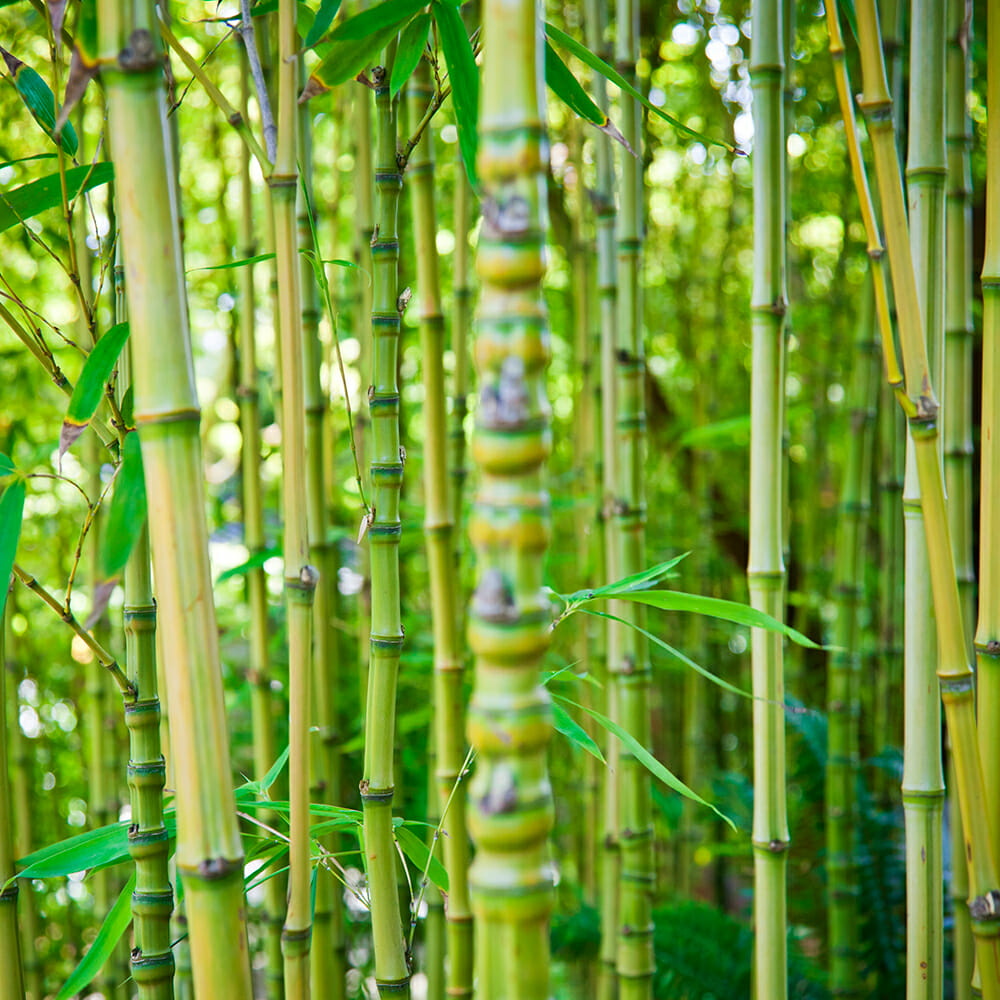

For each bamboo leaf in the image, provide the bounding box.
[101,431,147,578]
[59,321,130,459]
[331,0,425,40]
[544,41,631,153]
[1,48,78,156]
[55,872,135,1000]
[555,695,737,831]
[0,453,15,476]
[593,589,820,648]
[562,553,689,603]
[391,12,431,98]
[394,823,449,893]
[433,0,478,186]
[544,22,736,153]
[552,702,605,763]
[0,161,114,234]
[676,414,751,449]
[303,0,342,49]
[188,251,277,273]
[0,480,25,620]
[0,152,56,169]
[261,744,291,793]
[119,385,134,429]
[16,821,131,878]
[215,545,281,584]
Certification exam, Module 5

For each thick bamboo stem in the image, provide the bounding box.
[749,3,789,998]
[408,54,474,1000]
[362,50,410,999]
[466,1,554,996]
[99,0,254,990]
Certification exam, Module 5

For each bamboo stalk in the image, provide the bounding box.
[945,1,976,993]
[362,46,411,999]
[99,0,254,990]
[466,1,554,996]
[851,3,1000,995]
[749,3,789,998]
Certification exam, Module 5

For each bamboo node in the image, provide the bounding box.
[969,890,1000,921]
[472,568,517,623]
[482,195,531,237]
[119,30,159,72]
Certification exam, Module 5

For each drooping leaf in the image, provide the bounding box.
[101,431,147,578]
[597,589,820,648]
[303,0,343,49]
[1,48,78,156]
[552,701,605,763]
[544,22,736,153]
[332,0,425,40]
[59,321,130,459]
[394,822,449,893]
[55,872,136,1000]
[544,41,630,152]
[0,161,114,235]
[390,12,431,98]
[555,695,737,831]
[0,480,25,620]
[433,0,478,186]
[215,545,282,584]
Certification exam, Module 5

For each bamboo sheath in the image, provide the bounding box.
[749,4,789,999]
[976,0,1000,897]
[271,0,316,993]
[466,0,554,996]
[851,3,1000,995]
[362,50,411,999]
[0,604,25,1000]
[581,0,620,994]
[408,55,474,1000]
[945,0,976,992]
[99,0,254,992]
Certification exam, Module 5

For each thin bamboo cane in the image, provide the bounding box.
[976,0,1000,919]
[450,164,471,572]
[582,0,619,994]
[851,3,1000,995]
[466,0,554,995]
[270,3,316,994]
[99,0,254,991]
[945,1,976,993]
[612,1,653,996]
[0,598,26,1000]
[749,3,789,999]
[362,46,411,999]
[407,52,474,1000]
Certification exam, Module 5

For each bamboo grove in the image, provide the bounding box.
[3,0,1000,998]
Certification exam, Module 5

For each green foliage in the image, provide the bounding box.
[391,13,431,98]
[0,477,25,618]
[432,0,478,186]
[100,430,147,578]
[1,49,78,156]
[0,162,112,233]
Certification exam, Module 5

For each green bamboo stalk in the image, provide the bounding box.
[826,279,878,998]
[99,0,254,991]
[748,3,789,998]
[270,3,315,994]
[450,164,471,571]
[0,597,26,1000]
[466,1,554,995]
[582,0,619,994]
[945,1,975,993]
[362,46,410,999]
[612,1,653,996]
[408,52,474,999]
[900,4,947,998]
[235,40,284,1000]
[852,3,1000,995]
[976,0,1000,919]
[298,88,346,1000]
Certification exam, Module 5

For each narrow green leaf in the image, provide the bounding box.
[59,321,129,458]
[391,12,431,98]
[188,252,276,273]
[215,545,281,584]
[597,589,820,648]
[433,0,478,186]
[55,872,135,1000]
[555,695,737,831]
[563,553,689,604]
[17,821,130,878]
[552,702,605,763]
[0,480,25,620]
[544,41,630,152]
[1,51,78,156]
[119,385,134,429]
[101,431,147,578]
[676,414,751,449]
[0,161,114,234]
[0,453,15,476]
[261,744,291,793]
[303,0,343,48]
[0,152,56,169]
[544,22,736,153]
[332,0,425,40]
[395,823,449,893]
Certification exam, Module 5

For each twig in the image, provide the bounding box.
[237,0,276,164]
